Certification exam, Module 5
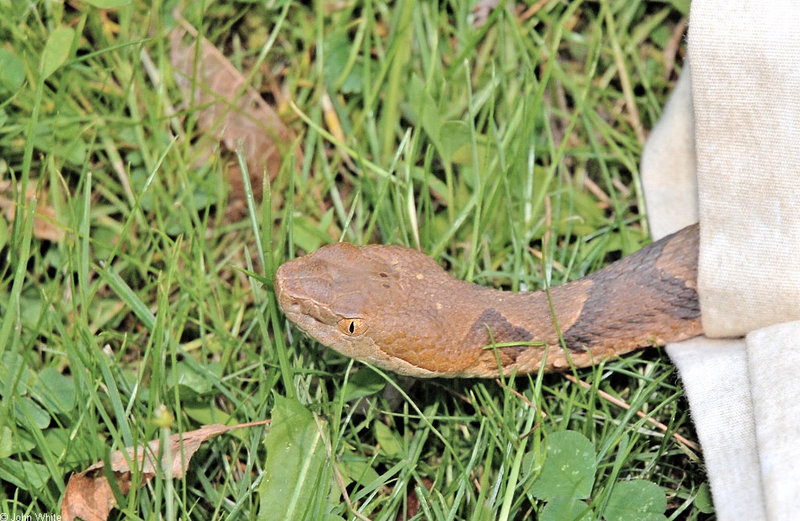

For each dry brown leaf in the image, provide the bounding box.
[321,91,356,171]
[397,478,433,521]
[61,420,269,521]
[472,0,500,28]
[169,13,302,218]
[0,179,64,242]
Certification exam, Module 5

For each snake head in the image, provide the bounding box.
[274,242,461,377]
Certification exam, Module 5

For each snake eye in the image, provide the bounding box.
[338,318,367,336]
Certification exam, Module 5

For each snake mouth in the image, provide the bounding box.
[275,263,338,330]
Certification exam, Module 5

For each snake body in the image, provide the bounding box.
[275,224,701,377]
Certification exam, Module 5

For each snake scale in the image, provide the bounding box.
[275,224,702,377]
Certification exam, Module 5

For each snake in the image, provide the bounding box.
[274,224,702,378]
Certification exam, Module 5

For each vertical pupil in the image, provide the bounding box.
[349,321,355,334]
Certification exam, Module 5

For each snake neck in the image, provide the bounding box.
[444,225,702,377]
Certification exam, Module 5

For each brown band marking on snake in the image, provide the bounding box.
[561,227,700,350]
[466,308,534,364]
[274,224,702,378]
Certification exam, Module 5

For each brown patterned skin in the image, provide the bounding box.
[275,224,702,378]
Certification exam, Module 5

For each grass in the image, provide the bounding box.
[0,0,712,519]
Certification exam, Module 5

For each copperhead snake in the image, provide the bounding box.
[275,224,702,377]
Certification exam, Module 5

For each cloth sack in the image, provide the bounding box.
[640,2,800,519]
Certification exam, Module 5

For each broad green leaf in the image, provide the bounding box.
[292,208,335,253]
[540,496,593,521]
[0,458,49,490]
[40,26,75,80]
[323,32,363,94]
[42,428,99,465]
[340,63,364,94]
[168,361,221,396]
[669,0,689,15]
[694,482,715,514]
[0,353,34,395]
[522,446,540,479]
[374,421,403,458]
[182,402,234,430]
[2,422,35,455]
[259,396,329,520]
[439,120,471,163]
[530,431,596,501]
[15,396,50,429]
[342,368,385,402]
[338,456,380,488]
[56,132,88,166]
[604,480,666,521]
[84,0,131,7]
[0,426,12,458]
[32,367,76,415]
[0,49,25,91]
[20,294,44,331]
[323,33,350,85]
[407,75,442,154]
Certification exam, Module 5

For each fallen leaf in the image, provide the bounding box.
[321,91,355,170]
[398,478,433,521]
[61,420,268,521]
[60,471,123,521]
[0,179,64,242]
[169,12,302,218]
